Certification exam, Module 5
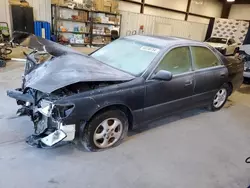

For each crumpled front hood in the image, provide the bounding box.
[25,53,135,93]
[12,31,80,56]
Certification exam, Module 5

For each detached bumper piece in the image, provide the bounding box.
[7,90,34,104]
[26,124,76,148]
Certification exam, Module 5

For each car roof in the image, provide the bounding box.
[123,35,203,48]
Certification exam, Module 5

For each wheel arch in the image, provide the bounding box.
[87,104,134,130]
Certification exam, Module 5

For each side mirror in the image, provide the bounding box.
[152,70,172,81]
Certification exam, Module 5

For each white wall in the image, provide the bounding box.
[120,11,208,41]
[187,15,210,24]
[189,0,222,18]
[229,4,250,20]
[26,0,51,22]
[145,0,188,11]
[119,1,141,13]
[118,0,222,24]
[144,7,185,20]
[0,0,51,33]
[0,0,11,29]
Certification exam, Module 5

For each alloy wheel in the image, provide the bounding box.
[213,88,227,108]
[93,118,123,149]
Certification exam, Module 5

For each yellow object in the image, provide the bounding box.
[9,0,30,6]
[93,0,119,13]
[51,0,65,5]
[93,0,104,11]
[111,0,119,13]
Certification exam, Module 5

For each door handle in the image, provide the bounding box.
[185,80,192,86]
[220,74,226,78]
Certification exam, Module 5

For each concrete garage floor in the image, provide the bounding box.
[1,54,250,187]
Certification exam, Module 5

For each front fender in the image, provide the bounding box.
[55,96,99,124]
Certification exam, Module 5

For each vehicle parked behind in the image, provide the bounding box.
[205,37,239,56]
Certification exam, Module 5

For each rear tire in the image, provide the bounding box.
[208,84,229,111]
[80,110,128,152]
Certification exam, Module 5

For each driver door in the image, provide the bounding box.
[143,46,195,121]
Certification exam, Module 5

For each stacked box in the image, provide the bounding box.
[93,0,119,13]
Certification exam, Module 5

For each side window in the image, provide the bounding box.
[156,47,192,75]
[191,46,220,70]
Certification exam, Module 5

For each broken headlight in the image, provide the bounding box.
[37,100,54,117]
[37,99,75,119]
[51,104,75,120]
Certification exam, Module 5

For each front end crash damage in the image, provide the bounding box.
[7,88,76,147]
[7,81,125,148]
[7,32,134,148]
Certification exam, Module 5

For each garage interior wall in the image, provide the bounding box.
[119,1,141,13]
[119,0,223,24]
[229,4,250,20]
[0,0,11,29]
[26,0,52,23]
[120,11,208,41]
[189,0,222,18]
[0,0,51,33]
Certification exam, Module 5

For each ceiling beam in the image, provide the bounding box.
[221,1,232,18]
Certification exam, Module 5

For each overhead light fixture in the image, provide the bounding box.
[227,0,235,2]
[192,0,204,5]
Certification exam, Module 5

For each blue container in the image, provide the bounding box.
[34,21,51,40]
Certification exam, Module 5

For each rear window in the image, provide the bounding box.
[191,46,221,70]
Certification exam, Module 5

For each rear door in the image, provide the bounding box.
[190,46,228,106]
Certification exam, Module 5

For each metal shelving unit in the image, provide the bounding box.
[58,18,90,23]
[51,4,121,47]
[58,31,90,34]
[93,22,120,26]
[92,34,112,37]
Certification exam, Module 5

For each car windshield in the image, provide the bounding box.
[91,38,161,75]
[206,37,227,44]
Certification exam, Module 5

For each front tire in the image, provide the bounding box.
[209,84,229,111]
[80,110,128,152]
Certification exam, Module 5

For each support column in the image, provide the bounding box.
[221,2,232,19]
[185,0,192,21]
[140,0,145,14]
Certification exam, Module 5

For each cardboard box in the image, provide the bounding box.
[104,0,112,7]
[93,0,104,11]
[103,6,111,12]
[84,37,90,43]
[111,0,119,13]
[51,0,65,5]
[94,0,119,13]
[78,11,88,22]
[9,0,30,6]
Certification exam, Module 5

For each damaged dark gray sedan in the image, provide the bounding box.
[7,33,243,151]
